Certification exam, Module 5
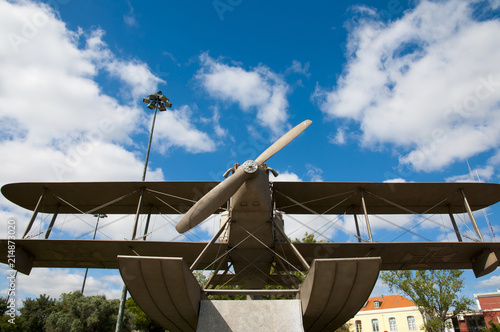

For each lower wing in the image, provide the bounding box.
[3,239,499,277]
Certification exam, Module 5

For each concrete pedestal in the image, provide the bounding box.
[197,300,304,332]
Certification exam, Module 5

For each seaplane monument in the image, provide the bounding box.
[2,120,500,331]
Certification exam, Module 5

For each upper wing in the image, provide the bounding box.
[4,181,500,215]
[1,181,221,214]
[273,181,500,214]
[1,239,227,274]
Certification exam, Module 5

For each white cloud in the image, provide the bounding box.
[123,0,138,27]
[475,274,500,289]
[306,164,324,182]
[83,29,164,100]
[284,214,339,242]
[0,0,217,301]
[271,170,302,182]
[196,53,290,138]
[0,1,149,185]
[286,60,311,77]
[315,0,500,172]
[7,267,124,299]
[0,0,217,185]
[210,106,230,139]
[383,178,407,183]
[153,105,217,154]
[490,0,500,10]
[329,127,347,145]
[445,165,495,182]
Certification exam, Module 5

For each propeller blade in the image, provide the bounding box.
[176,119,312,234]
[255,119,312,165]
[175,167,251,233]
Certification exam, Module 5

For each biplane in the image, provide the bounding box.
[2,119,500,331]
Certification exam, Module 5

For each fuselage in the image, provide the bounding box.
[225,165,277,288]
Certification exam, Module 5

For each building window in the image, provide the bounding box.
[372,319,380,332]
[407,316,417,330]
[356,320,362,332]
[374,301,380,308]
[389,317,397,331]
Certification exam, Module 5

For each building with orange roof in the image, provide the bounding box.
[348,295,425,332]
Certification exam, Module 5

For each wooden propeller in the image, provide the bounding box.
[175,120,312,234]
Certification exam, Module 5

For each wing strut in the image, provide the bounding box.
[131,188,145,240]
[23,188,46,238]
[44,203,60,239]
[462,189,484,241]
[352,212,362,243]
[360,190,373,242]
[142,205,153,241]
[448,205,463,242]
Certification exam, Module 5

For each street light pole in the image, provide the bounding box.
[142,106,158,181]
[142,90,172,181]
[115,91,171,332]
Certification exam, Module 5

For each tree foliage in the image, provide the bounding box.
[126,297,164,332]
[0,296,8,315]
[42,291,135,332]
[293,232,325,243]
[482,321,500,332]
[380,270,474,332]
[335,321,352,332]
[0,296,24,332]
[18,293,56,331]
[1,292,166,332]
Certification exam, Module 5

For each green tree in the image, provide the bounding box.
[0,316,24,332]
[481,321,500,332]
[0,296,7,315]
[380,270,474,332]
[335,321,352,332]
[126,297,164,332]
[194,270,247,300]
[293,232,326,243]
[44,291,134,332]
[0,296,24,332]
[18,294,56,331]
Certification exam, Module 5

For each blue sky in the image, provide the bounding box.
[1,0,500,306]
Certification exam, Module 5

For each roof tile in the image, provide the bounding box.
[360,295,416,311]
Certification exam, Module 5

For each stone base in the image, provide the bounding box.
[197,300,304,332]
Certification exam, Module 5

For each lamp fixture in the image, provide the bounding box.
[142,90,172,111]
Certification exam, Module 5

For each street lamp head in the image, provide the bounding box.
[144,90,172,111]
